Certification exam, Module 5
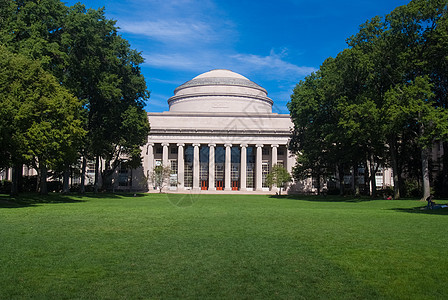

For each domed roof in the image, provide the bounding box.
[168,69,273,114]
[193,69,249,80]
[173,69,267,94]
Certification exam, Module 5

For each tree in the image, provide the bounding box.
[1,0,150,193]
[289,0,448,199]
[150,165,172,193]
[0,46,85,195]
[60,3,150,192]
[384,76,448,200]
[266,164,292,195]
[288,70,337,195]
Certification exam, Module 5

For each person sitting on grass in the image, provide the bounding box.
[426,195,435,209]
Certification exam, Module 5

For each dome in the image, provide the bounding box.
[193,69,249,80]
[168,69,273,114]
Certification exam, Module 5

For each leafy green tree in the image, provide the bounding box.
[266,164,292,195]
[0,46,85,195]
[289,0,448,199]
[0,0,67,73]
[150,165,172,193]
[1,0,150,193]
[60,3,150,192]
[384,76,448,200]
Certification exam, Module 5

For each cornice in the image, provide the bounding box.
[148,128,291,136]
[167,92,273,106]
[147,111,291,119]
[174,77,267,94]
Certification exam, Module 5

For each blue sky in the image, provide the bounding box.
[64,0,411,114]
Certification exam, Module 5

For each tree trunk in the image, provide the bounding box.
[80,156,86,194]
[353,163,360,196]
[338,164,345,196]
[62,167,70,194]
[369,155,377,198]
[94,155,100,193]
[316,174,321,195]
[442,141,448,197]
[351,166,355,194]
[421,146,431,200]
[364,160,371,196]
[390,140,400,199]
[39,164,48,195]
[10,163,21,196]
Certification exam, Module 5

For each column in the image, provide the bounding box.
[224,143,232,190]
[271,144,279,192]
[193,143,200,190]
[208,144,216,190]
[285,148,295,174]
[255,144,263,191]
[177,143,185,190]
[240,144,247,191]
[147,143,154,190]
[162,142,169,167]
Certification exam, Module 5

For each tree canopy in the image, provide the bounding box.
[0,46,85,194]
[266,164,292,195]
[0,0,150,194]
[288,0,448,199]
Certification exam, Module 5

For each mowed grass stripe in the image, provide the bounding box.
[1,193,447,299]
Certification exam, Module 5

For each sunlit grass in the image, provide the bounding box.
[1,193,447,299]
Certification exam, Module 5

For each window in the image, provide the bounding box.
[246,147,255,189]
[184,163,193,187]
[118,165,129,187]
[155,147,163,154]
[246,163,254,188]
[231,163,240,181]
[170,160,178,187]
[200,162,209,180]
[171,147,178,154]
[86,161,96,185]
[262,148,269,156]
[278,149,285,156]
[215,163,224,181]
[262,161,269,188]
[215,163,224,190]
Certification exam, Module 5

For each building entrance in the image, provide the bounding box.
[201,180,208,190]
[232,180,239,190]
[216,180,223,190]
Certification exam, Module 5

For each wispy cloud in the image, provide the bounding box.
[143,49,316,83]
[231,51,317,78]
[108,0,317,112]
[146,92,171,110]
[120,20,216,44]
[143,53,206,71]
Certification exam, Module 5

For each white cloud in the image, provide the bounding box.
[231,51,317,78]
[143,53,206,71]
[143,49,316,83]
[119,20,216,44]
[146,92,170,110]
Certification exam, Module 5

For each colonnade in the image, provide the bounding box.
[147,142,290,191]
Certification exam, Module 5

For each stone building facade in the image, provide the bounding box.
[144,69,296,192]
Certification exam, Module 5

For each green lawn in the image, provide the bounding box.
[1,193,447,299]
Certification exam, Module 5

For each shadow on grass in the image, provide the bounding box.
[270,194,375,203]
[0,193,86,208]
[391,206,448,215]
[0,192,147,209]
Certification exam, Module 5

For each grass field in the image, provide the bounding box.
[1,193,447,299]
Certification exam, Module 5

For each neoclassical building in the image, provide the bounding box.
[143,69,296,192]
[0,69,398,194]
